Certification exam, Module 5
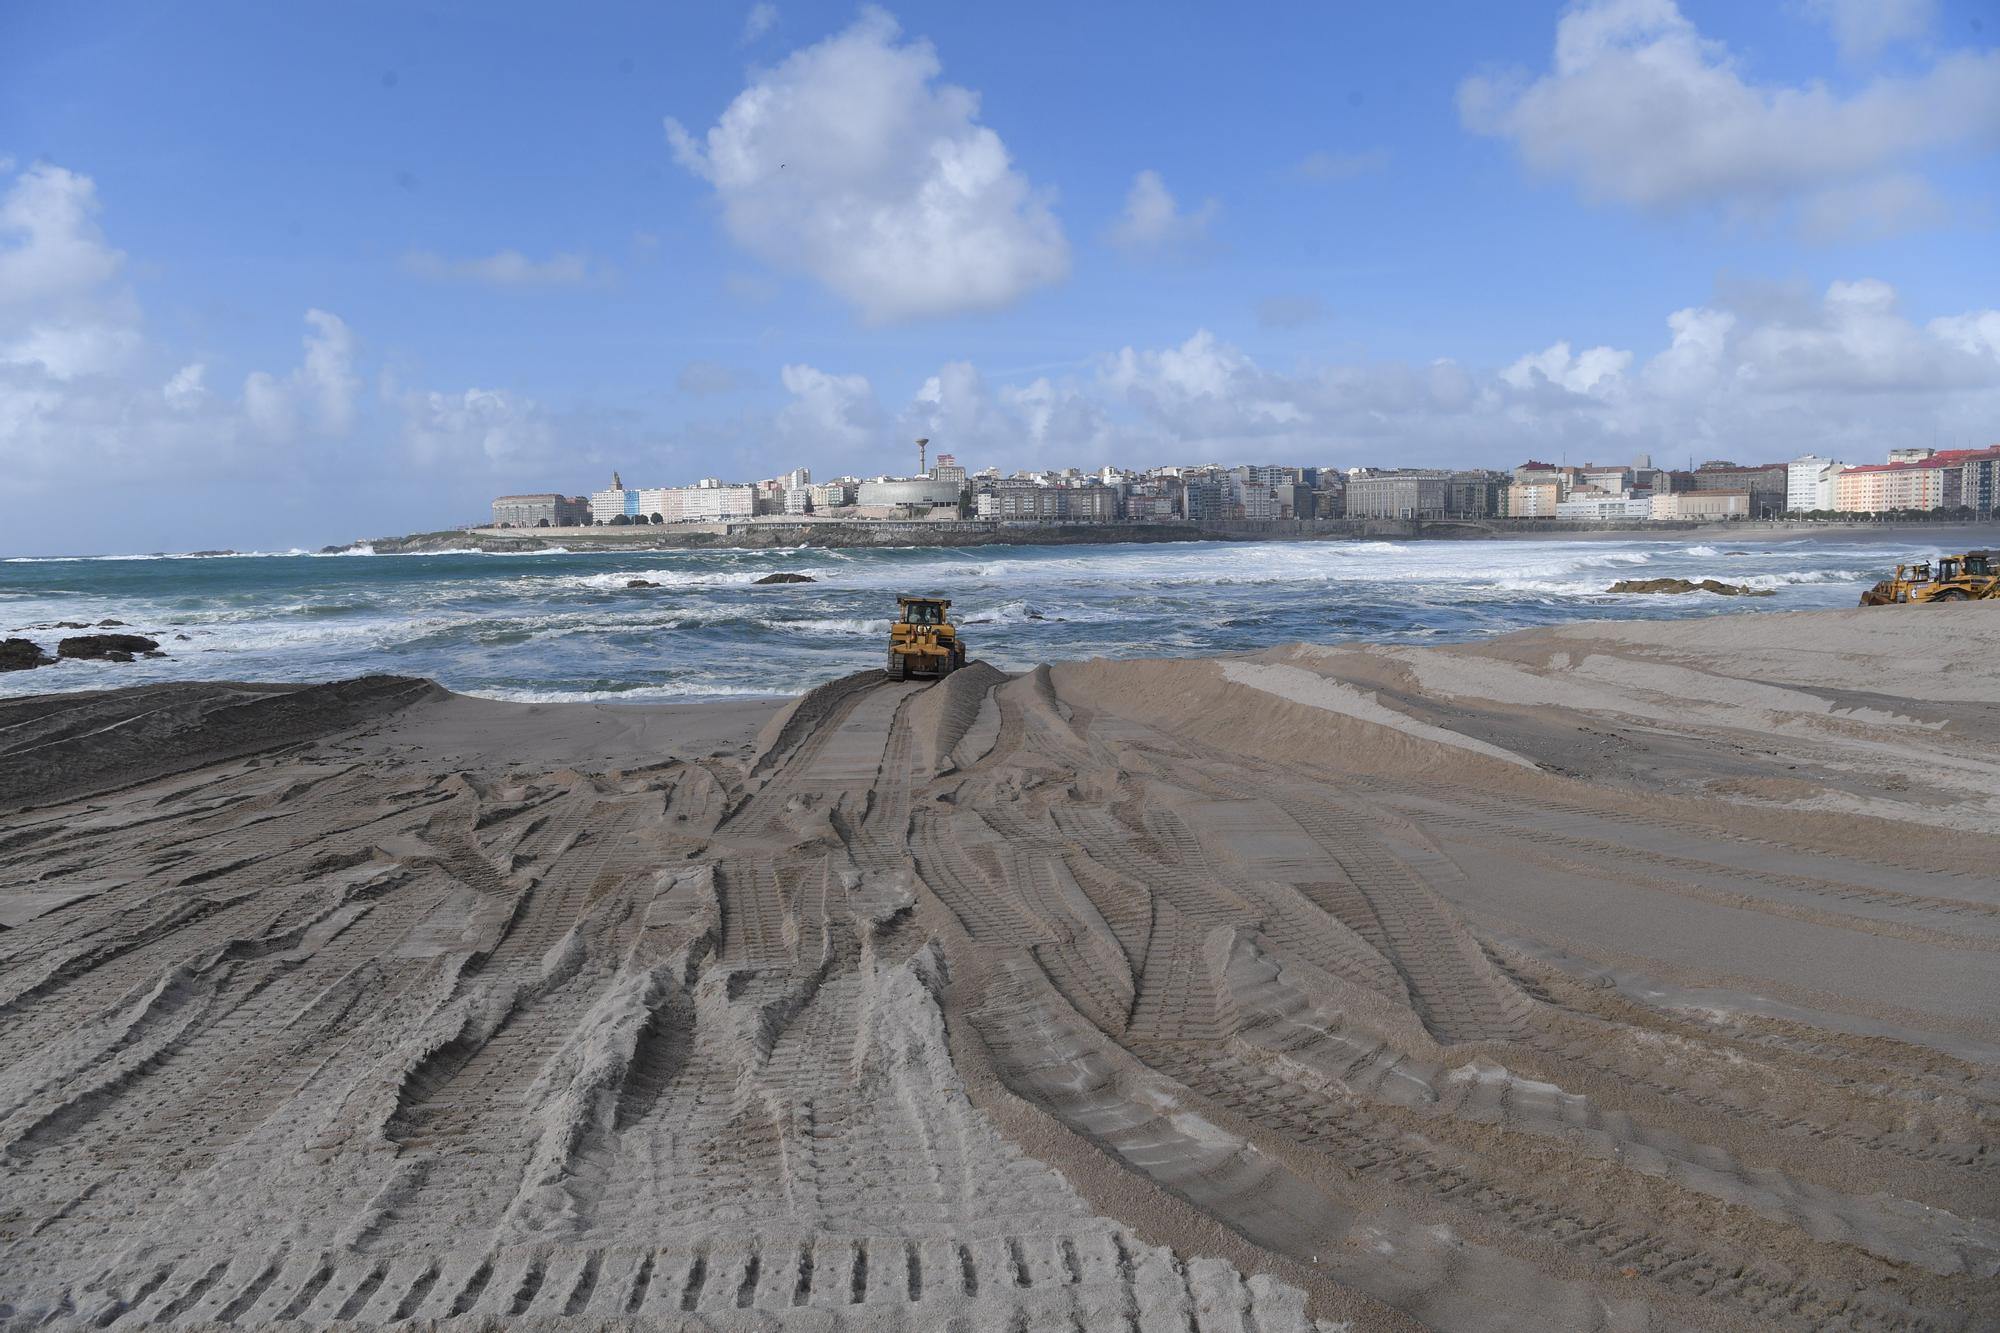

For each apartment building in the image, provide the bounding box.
[1345,471,1450,519]
[1508,481,1561,517]
[636,480,756,522]
[1786,455,1846,511]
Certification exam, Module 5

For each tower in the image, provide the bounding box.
[916,438,929,476]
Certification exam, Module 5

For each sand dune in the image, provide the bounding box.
[1,605,1996,1330]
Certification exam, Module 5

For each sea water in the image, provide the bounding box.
[0,536,1942,702]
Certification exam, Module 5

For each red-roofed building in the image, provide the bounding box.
[1834,446,2000,513]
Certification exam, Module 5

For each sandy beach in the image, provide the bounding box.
[1,604,1996,1330]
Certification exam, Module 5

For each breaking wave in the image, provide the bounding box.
[0,535,1928,702]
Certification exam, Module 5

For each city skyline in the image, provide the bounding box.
[5,1,2000,555]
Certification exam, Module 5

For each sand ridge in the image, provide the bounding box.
[1,605,1996,1330]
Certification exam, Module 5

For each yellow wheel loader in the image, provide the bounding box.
[1859,550,2000,605]
[887,596,967,680]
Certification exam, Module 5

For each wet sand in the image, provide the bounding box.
[1,604,1995,1330]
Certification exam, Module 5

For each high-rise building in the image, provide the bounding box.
[589,475,641,523]
[931,452,967,495]
[1786,455,1845,511]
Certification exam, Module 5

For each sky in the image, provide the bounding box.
[2,0,1998,556]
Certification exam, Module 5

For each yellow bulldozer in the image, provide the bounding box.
[886,595,967,679]
[1859,550,2000,605]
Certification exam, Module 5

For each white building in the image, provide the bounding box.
[1556,494,1653,520]
[1786,455,1845,511]
[635,480,756,523]
[590,485,640,523]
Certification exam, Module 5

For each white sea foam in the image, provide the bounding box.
[463,681,781,704]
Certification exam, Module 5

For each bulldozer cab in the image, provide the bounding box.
[899,597,948,625]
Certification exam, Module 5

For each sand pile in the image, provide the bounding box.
[1,604,1996,1330]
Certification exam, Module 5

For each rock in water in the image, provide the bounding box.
[1609,577,1772,597]
[57,633,162,662]
[0,638,54,671]
[625,579,661,588]
[753,572,816,584]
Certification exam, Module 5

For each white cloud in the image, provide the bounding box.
[1500,341,1632,395]
[1294,148,1389,182]
[666,8,1068,323]
[403,249,592,288]
[742,2,778,45]
[1801,0,1934,61]
[1106,170,1218,255]
[242,309,359,439]
[805,280,2000,473]
[0,163,124,309]
[0,161,429,515]
[0,163,139,380]
[163,363,207,411]
[776,363,883,453]
[399,386,558,468]
[1459,0,2000,235]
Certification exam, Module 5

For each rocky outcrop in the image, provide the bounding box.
[1609,577,1772,597]
[624,579,660,589]
[56,634,163,663]
[753,572,816,584]
[0,639,53,672]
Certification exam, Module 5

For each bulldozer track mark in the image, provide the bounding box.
[8,639,1996,1333]
[1137,1041,1949,1332]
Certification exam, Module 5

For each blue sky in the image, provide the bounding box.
[3,0,1997,555]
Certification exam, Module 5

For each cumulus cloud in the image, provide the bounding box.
[1500,341,1632,395]
[1106,170,1218,255]
[242,309,359,438]
[665,8,1068,323]
[0,162,376,494]
[0,160,554,529]
[0,162,139,380]
[776,362,884,452]
[403,249,593,288]
[1459,0,2000,235]
[398,386,558,467]
[777,280,2000,473]
[0,162,124,309]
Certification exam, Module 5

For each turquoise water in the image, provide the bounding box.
[0,536,1935,701]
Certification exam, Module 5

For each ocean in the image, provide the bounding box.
[0,534,1937,702]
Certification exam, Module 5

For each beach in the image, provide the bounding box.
[1,603,1994,1329]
